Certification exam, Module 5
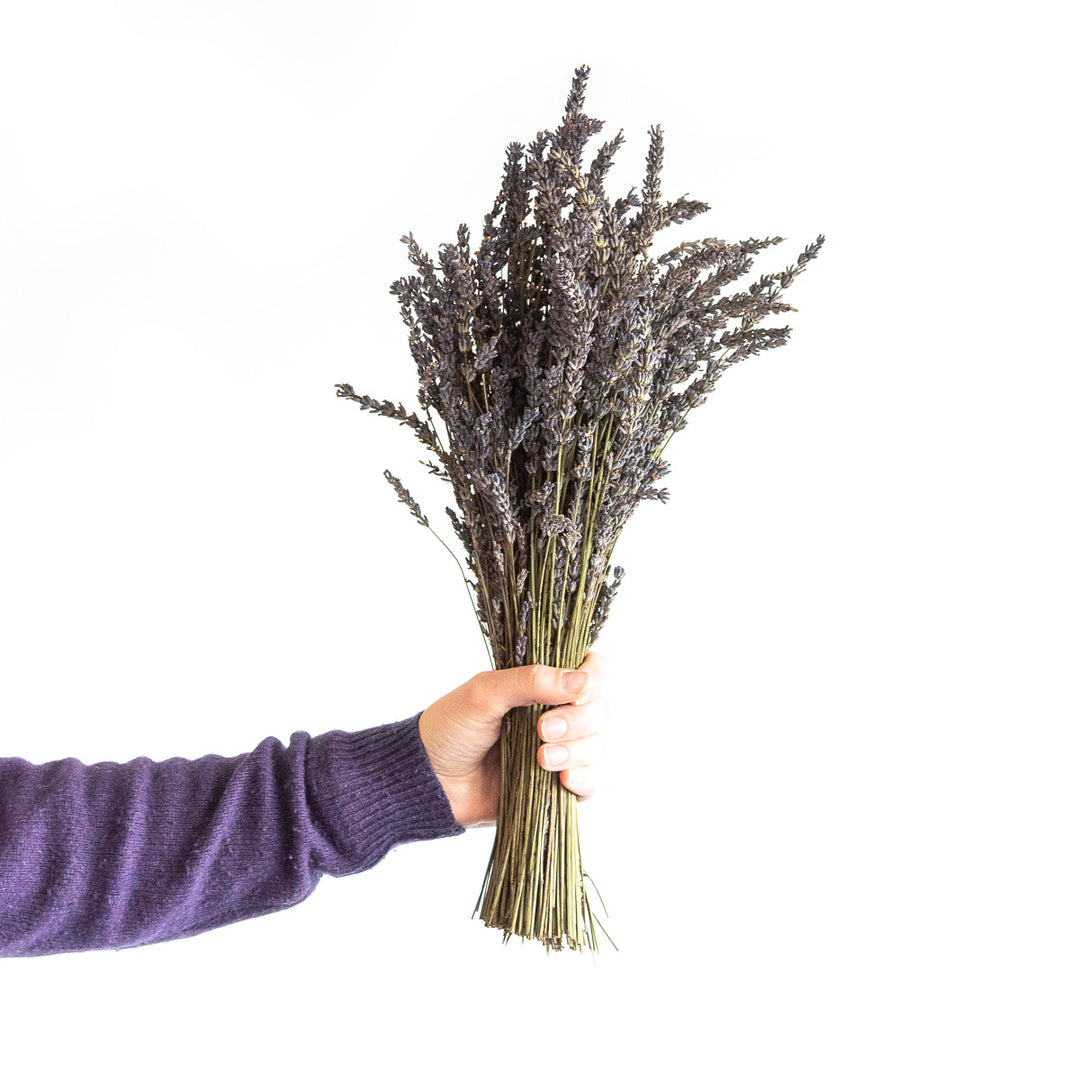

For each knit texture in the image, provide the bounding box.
[0,713,464,957]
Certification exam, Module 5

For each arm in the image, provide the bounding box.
[0,714,462,958]
[0,654,608,958]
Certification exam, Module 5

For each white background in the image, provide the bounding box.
[0,2,1075,1076]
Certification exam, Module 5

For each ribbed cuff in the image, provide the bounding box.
[307,713,465,876]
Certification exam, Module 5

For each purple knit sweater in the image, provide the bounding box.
[0,713,465,957]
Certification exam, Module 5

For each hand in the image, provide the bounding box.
[417,652,608,828]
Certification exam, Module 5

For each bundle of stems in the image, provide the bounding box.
[336,65,824,952]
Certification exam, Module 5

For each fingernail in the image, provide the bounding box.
[541,715,568,740]
[543,744,568,768]
[561,670,588,696]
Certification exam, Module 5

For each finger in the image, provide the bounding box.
[468,651,607,721]
[537,694,610,743]
[571,651,607,705]
[560,766,599,801]
[537,730,604,773]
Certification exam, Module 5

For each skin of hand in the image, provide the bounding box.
[417,651,608,828]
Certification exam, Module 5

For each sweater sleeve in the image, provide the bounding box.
[0,713,465,958]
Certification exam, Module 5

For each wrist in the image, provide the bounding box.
[439,771,499,829]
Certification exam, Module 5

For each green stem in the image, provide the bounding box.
[424,520,494,670]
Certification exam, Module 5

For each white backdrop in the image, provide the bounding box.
[0,2,1075,1076]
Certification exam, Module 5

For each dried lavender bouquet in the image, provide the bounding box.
[336,66,824,952]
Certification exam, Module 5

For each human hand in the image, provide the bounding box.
[417,652,608,828]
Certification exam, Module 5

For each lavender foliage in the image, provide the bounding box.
[337,65,824,671]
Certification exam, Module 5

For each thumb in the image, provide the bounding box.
[467,663,592,724]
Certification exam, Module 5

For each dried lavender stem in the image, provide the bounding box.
[341,63,823,952]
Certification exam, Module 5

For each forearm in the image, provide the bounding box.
[0,714,463,958]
